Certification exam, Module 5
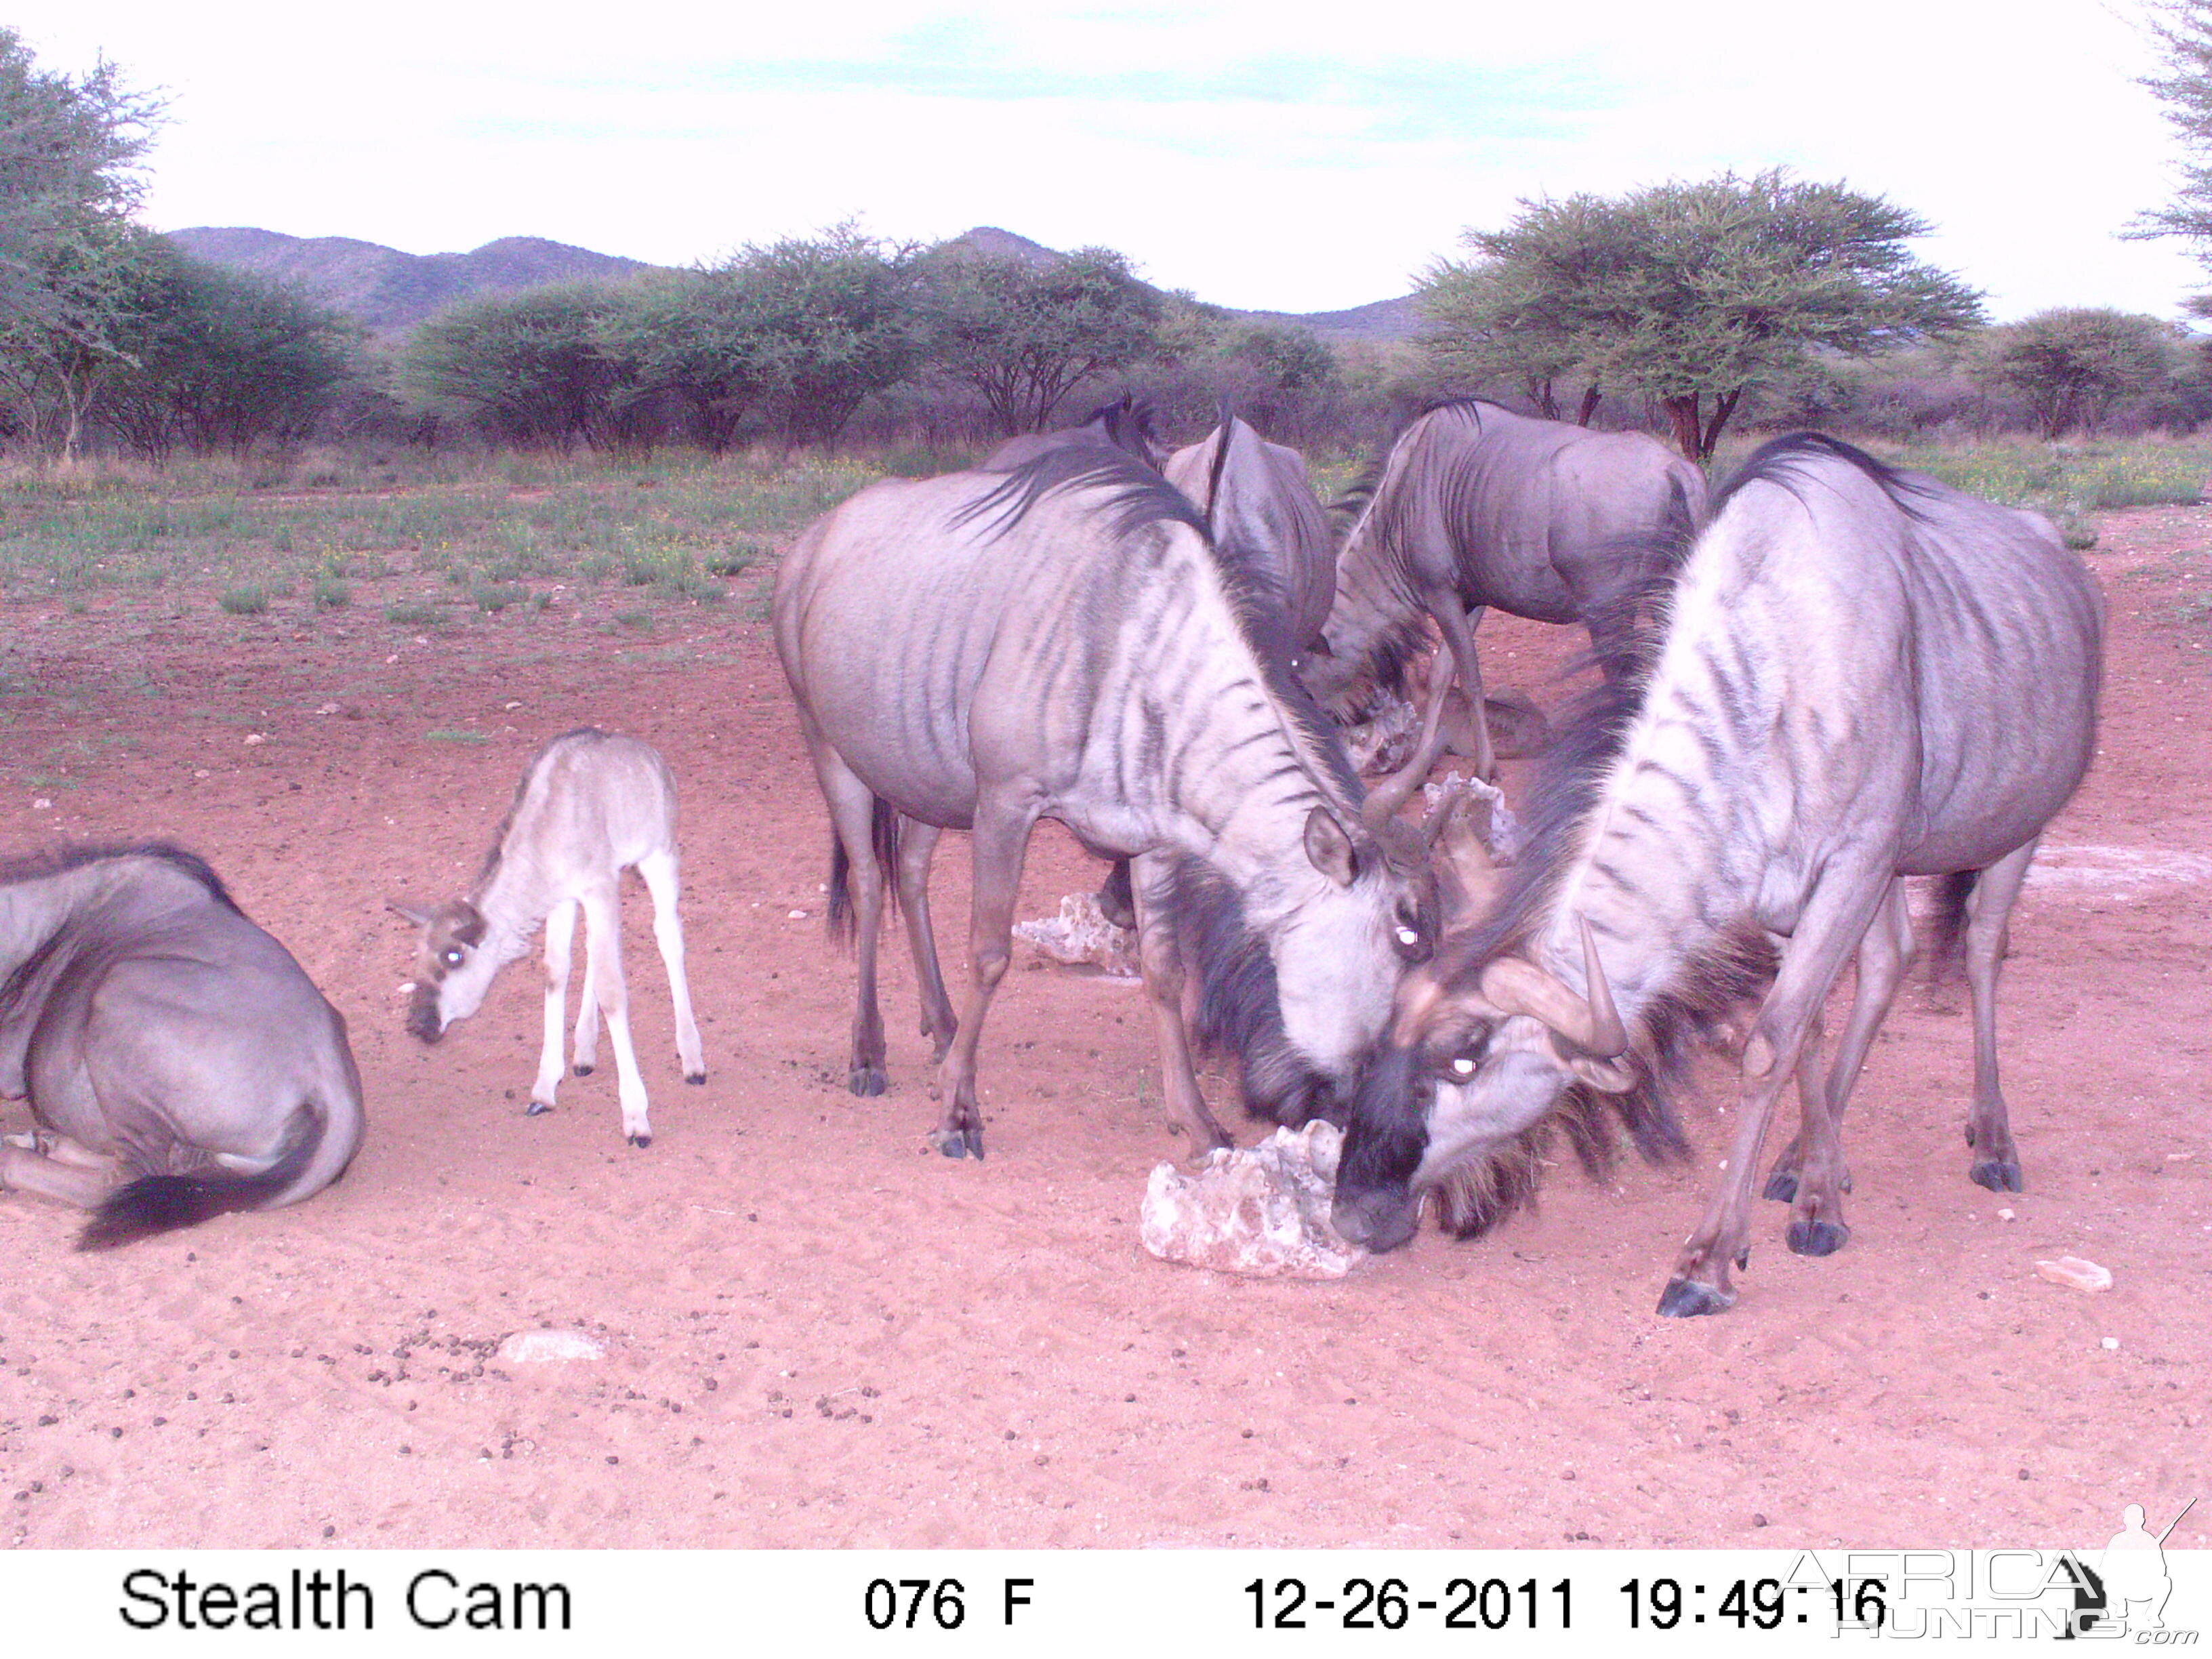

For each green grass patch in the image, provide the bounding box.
[383,601,441,626]
[312,577,351,609]
[424,729,491,744]
[218,586,268,615]
[611,608,652,630]
[472,581,531,613]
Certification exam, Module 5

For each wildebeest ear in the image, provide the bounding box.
[1561,1050,1638,1094]
[1303,807,1359,888]
[386,899,431,927]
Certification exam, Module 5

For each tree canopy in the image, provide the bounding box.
[1420,169,1985,459]
[921,245,1162,434]
[2131,0,2212,277]
[1970,308,2180,438]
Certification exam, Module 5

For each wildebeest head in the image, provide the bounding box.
[1332,918,1636,1252]
[1184,806,1441,1127]
[390,898,504,1043]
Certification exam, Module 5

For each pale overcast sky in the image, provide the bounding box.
[18,0,2208,320]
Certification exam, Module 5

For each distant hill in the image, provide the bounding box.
[165,228,658,333]
[168,223,1420,343]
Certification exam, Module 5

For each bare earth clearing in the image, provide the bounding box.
[1,505,2206,1551]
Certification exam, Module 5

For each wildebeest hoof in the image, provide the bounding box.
[684,1072,706,1086]
[1787,1218,1851,1256]
[848,1065,887,1098]
[1734,1244,1750,1270]
[573,1063,594,1077]
[525,1100,552,1116]
[1761,1168,1799,1203]
[627,1132,651,1149]
[929,1128,970,1159]
[1656,1277,1736,1318]
[964,1126,985,1160]
[1971,1159,2024,1193]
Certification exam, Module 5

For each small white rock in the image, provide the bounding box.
[2101,1336,2121,1351]
[1998,1207,2016,1221]
[2035,1255,2114,1292]
[31,798,50,811]
[497,1329,604,1364]
[316,701,340,715]
[243,733,266,745]
[787,909,808,920]
[504,700,522,711]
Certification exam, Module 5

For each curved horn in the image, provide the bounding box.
[1477,918,1629,1058]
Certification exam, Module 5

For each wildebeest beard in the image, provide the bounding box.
[405,981,445,1044]
[1166,856,1349,1126]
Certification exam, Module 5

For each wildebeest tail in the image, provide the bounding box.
[77,1103,324,1251]
[826,795,902,945]
[1927,869,1980,983]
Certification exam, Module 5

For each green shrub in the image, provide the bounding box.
[472,581,530,612]
[219,586,268,615]
[312,577,351,608]
[384,601,439,626]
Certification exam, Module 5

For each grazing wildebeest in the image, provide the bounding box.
[775,446,1437,1158]
[981,393,1168,472]
[1331,434,2103,1317]
[1307,398,1705,805]
[393,729,705,1148]
[1163,413,1337,654]
[0,843,364,1248]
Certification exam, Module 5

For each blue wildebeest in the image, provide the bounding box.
[774,446,1437,1158]
[1307,399,1705,806]
[393,729,705,1148]
[1164,413,1338,655]
[1330,434,2104,1316]
[0,843,365,1248]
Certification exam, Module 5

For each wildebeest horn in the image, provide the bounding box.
[385,898,432,927]
[1361,763,1424,828]
[1477,918,1629,1058]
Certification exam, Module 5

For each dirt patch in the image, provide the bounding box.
[0,512,2205,1551]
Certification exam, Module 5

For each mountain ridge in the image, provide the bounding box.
[165,224,1420,343]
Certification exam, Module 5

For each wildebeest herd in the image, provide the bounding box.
[0,400,2104,1319]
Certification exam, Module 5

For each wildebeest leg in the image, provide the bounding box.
[1129,850,1233,1151]
[814,756,890,1097]
[1431,596,1492,782]
[1366,602,1485,817]
[1765,880,1912,1250]
[0,1140,124,1208]
[532,896,579,1113]
[635,848,707,1086]
[930,796,1039,1160]
[580,882,653,1147]
[1660,871,1892,1317]
[572,908,602,1078]
[1962,839,2039,1193]
[894,820,958,1064]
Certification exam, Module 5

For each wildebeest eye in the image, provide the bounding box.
[442,947,466,967]
[1391,901,1429,962]
[1449,1054,1477,1076]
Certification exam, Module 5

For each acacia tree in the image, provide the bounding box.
[2131,1,2212,276]
[1971,308,2179,438]
[1422,170,1985,460]
[0,30,165,459]
[405,283,651,451]
[922,245,1161,434]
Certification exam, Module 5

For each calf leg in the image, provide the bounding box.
[1130,850,1233,1151]
[895,820,958,1063]
[635,848,706,1085]
[1,1140,124,1208]
[532,897,579,1113]
[579,883,653,1147]
[930,794,1039,1160]
[1962,840,2039,1193]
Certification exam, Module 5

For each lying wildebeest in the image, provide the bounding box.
[775,446,1437,1158]
[1332,434,2103,1317]
[1163,413,1337,655]
[0,842,364,1248]
[1307,398,1705,806]
[981,393,1168,472]
[392,729,704,1148]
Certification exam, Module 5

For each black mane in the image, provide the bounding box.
[0,840,241,912]
[1714,431,1938,524]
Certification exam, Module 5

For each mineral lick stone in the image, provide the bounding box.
[2034,1256,2113,1293]
[1140,1120,1366,1279]
[497,1329,605,1364]
[1013,891,1141,978]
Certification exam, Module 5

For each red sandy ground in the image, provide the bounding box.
[0,506,2205,1552]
